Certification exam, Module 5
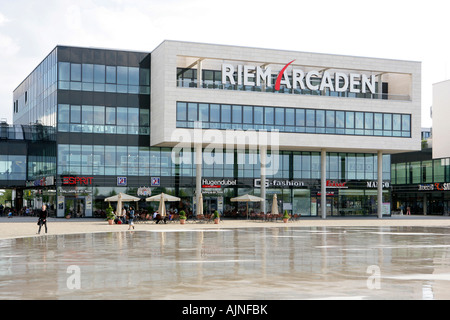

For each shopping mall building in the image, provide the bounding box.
[9,41,422,218]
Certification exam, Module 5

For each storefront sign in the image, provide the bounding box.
[254,179,305,188]
[27,176,55,187]
[326,180,348,188]
[366,181,390,188]
[202,179,237,186]
[202,188,224,195]
[418,183,450,191]
[137,187,151,196]
[151,177,160,186]
[222,62,376,94]
[63,176,93,185]
[117,177,127,186]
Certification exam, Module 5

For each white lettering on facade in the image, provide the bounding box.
[221,64,376,94]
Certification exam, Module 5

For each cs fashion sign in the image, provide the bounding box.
[222,61,376,94]
[418,183,450,191]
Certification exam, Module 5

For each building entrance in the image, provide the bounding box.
[204,197,218,215]
[65,197,85,218]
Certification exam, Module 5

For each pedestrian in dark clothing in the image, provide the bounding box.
[37,204,48,234]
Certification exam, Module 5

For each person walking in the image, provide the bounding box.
[406,206,411,216]
[37,204,48,234]
[128,206,135,230]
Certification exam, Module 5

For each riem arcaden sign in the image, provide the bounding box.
[221,60,377,94]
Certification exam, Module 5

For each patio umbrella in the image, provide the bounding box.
[230,194,265,220]
[104,192,140,216]
[271,194,279,215]
[158,194,166,217]
[146,193,181,217]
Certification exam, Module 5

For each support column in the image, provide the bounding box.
[197,60,202,88]
[260,145,267,215]
[195,143,202,216]
[321,149,327,219]
[377,151,383,219]
[423,194,428,216]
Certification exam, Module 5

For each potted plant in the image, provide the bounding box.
[106,205,115,225]
[283,210,290,223]
[213,210,220,224]
[179,210,186,225]
[65,208,71,219]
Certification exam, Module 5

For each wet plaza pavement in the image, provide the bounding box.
[1,226,450,300]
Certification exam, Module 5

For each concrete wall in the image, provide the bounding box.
[432,80,450,159]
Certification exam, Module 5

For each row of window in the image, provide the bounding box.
[392,159,450,185]
[57,144,390,180]
[58,62,150,94]
[176,102,411,137]
[57,104,150,135]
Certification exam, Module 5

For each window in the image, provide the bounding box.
[82,64,94,82]
[117,66,128,85]
[275,108,285,126]
[58,105,70,123]
[265,107,274,125]
[94,106,105,124]
[306,110,315,127]
[285,109,295,126]
[106,107,116,125]
[199,104,209,122]
[94,65,105,83]
[210,104,220,123]
[59,62,70,81]
[71,105,81,123]
[71,64,81,82]
[222,105,231,123]
[232,105,242,123]
[296,109,305,126]
[243,106,253,124]
[188,103,198,122]
[177,102,187,121]
[128,67,139,85]
[106,66,116,83]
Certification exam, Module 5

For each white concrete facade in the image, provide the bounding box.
[150,40,421,154]
[432,80,450,159]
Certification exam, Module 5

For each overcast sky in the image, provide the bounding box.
[1,0,449,127]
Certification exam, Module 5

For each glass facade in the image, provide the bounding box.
[391,150,450,216]
[176,102,411,137]
[392,158,450,184]
[13,48,58,127]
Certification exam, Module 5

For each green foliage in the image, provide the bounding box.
[106,204,115,220]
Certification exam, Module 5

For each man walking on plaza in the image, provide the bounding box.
[37,204,48,234]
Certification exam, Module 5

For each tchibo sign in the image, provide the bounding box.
[221,60,376,94]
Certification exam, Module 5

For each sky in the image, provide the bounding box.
[1,0,449,127]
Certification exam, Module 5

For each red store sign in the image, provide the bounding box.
[63,177,93,185]
[326,180,348,188]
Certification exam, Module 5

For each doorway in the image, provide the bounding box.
[204,197,218,215]
[65,197,85,218]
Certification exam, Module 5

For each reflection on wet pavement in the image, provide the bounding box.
[1,226,450,300]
